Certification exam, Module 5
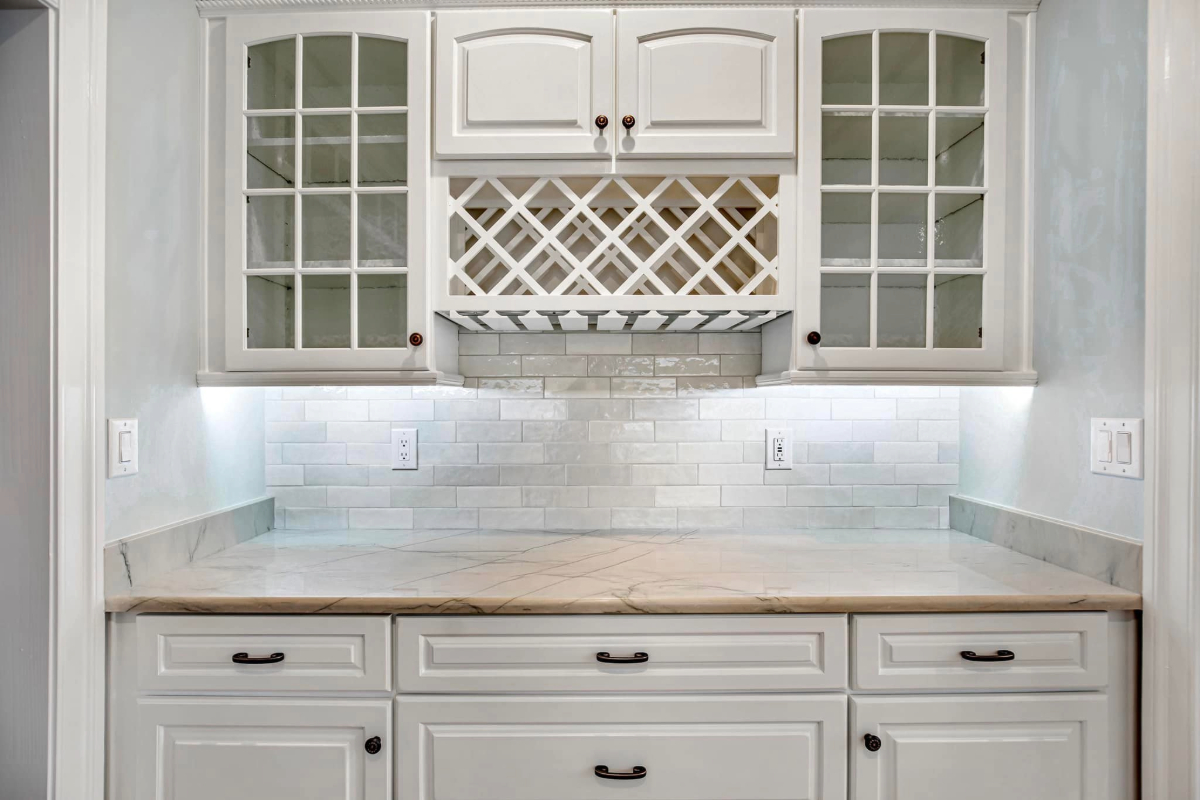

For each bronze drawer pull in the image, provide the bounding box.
[960,649,1015,662]
[595,765,647,780]
[231,652,285,665]
[596,651,649,664]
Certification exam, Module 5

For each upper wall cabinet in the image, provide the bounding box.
[434,9,796,159]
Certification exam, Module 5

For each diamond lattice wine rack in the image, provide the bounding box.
[438,175,790,332]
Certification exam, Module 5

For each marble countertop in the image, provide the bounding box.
[106,527,1140,614]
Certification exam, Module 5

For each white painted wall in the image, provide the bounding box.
[959,0,1147,538]
[105,0,265,541]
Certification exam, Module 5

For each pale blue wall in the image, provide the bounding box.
[959,0,1147,538]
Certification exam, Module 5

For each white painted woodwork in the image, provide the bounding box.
[394,615,847,693]
[851,693,1107,800]
[615,10,795,157]
[852,612,1108,692]
[137,615,392,693]
[137,698,391,800]
[434,11,613,158]
[396,694,847,800]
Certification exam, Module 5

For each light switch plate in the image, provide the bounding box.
[108,418,138,478]
[392,428,417,470]
[1091,418,1143,479]
[765,428,792,470]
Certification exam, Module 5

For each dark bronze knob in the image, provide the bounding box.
[408,332,423,347]
[864,734,882,752]
[621,114,635,130]
[365,736,382,755]
[806,331,821,345]
[595,114,609,130]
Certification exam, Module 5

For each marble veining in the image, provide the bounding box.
[950,495,1142,592]
[106,526,1140,614]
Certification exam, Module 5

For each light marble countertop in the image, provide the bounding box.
[105,527,1141,614]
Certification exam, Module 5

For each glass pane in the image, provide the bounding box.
[359,37,407,107]
[878,273,927,348]
[359,273,407,348]
[247,38,295,110]
[934,273,983,348]
[822,113,871,185]
[821,193,871,264]
[247,195,294,269]
[877,193,927,263]
[934,193,983,264]
[936,35,986,107]
[358,113,407,187]
[301,194,351,268]
[246,275,294,349]
[301,274,350,348]
[879,32,928,105]
[301,35,351,108]
[879,114,928,186]
[247,116,295,189]
[822,34,872,105]
[821,273,870,347]
[358,193,407,269]
[935,114,984,186]
[302,114,351,187]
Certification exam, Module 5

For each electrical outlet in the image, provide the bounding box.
[108,418,139,478]
[391,428,417,470]
[765,428,792,470]
[1090,418,1143,479]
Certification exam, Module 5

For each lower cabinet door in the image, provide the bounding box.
[851,694,1107,800]
[137,698,391,800]
[397,694,847,800]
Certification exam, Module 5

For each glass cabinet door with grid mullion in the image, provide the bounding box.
[799,10,1008,371]
[224,12,428,371]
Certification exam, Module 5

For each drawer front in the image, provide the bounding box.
[852,613,1108,692]
[137,615,391,693]
[396,694,846,800]
[395,615,848,693]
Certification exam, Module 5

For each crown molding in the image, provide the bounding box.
[197,0,1039,19]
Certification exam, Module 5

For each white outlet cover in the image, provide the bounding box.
[391,428,418,470]
[765,428,793,470]
[108,418,139,478]
[1090,418,1143,479]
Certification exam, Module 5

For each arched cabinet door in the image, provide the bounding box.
[435,11,613,158]
[615,10,796,158]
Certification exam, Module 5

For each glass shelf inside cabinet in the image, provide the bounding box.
[819,29,987,351]
[243,33,410,352]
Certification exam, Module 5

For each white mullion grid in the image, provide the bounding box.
[292,33,304,350]
[349,33,359,350]
[869,30,880,349]
[925,30,937,349]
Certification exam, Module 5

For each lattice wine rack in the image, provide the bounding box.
[439,176,789,332]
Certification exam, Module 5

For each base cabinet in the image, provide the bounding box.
[851,694,1107,800]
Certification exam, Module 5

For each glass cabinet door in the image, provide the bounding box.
[801,10,1008,371]
[226,13,427,371]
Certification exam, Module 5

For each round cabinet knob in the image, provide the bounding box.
[806,331,822,346]
[863,734,882,752]
[595,114,609,130]
[621,115,636,130]
[365,736,382,755]
[408,332,424,347]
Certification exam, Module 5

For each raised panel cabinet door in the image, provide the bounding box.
[435,10,614,158]
[851,694,1106,800]
[615,10,796,157]
[136,698,391,800]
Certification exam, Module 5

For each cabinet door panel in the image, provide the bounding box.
[616,10,795,157]
[852,694,1105,800]
[435,11,613,158]
[137,698,390,800]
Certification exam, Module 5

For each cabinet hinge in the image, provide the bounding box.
[980,52,985,65]
[979,327,983,338]
[247,55,251,69]
[247,327,250,341]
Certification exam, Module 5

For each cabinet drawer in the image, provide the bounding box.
[397,694,846,800]
[852,613,1107,692]
[395,615,847,693]
[136,615,391,693]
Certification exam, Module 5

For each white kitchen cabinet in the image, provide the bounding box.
[136,697,391,800]
[434,11,614,158]
[615,10,796,157]
[851,694,1107,800]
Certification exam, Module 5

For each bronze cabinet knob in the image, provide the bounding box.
[806,331,822,346]
[409,332,424,347]
[364,736,382,755]
[621,114,635,130]
[595,114,609,130]
[864,734,882,752]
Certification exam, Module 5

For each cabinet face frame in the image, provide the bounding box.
[223,11,430,372]
[797,9,1009,372]
[615,9,797,158]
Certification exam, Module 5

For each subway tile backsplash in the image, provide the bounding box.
[266,332,960,530]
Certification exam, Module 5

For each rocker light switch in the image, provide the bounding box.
[1091,418,1143,479]
[765,428,792,470]
[108,418,138,478]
